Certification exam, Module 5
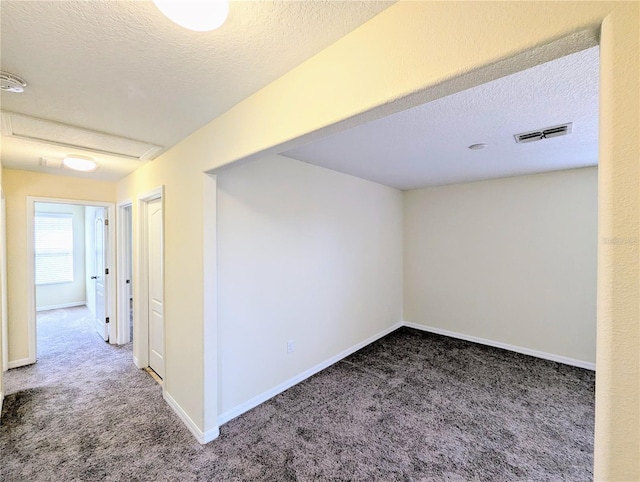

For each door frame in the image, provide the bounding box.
[116,200,133,345]
[133,186,164,373]
[26,196,117,364]
[1,188,7,372]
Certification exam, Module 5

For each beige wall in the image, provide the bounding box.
[116,150,208,430]
[112,1,636,475]
[404,168,597,364]
[595,5,639,478]
[3,169,115,363]
[34,203,86,311]
[0,162,4,401]
[216,155,402,415]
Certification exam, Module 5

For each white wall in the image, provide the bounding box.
[403,167,597,364]
[216,154,403,415]
[34,203,86,311]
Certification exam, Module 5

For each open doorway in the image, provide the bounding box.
[26,197,116,363]
[118,190,164,384]
[34,202,110,335]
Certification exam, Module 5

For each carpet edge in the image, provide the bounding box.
[217,321,404,426]
[403,321,596,370]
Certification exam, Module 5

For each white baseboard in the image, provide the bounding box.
[36,301,86,312]
[163,390,219,444]
[218,322,403,426]
[133,356,142,369]
[8,357,33,369]
[215,320,593,429]
[402,321,596,371]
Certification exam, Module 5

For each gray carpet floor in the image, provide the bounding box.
[1,307,595,481]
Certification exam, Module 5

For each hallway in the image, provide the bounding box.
[0,307,187,480]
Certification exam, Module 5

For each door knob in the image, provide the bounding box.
[90,276,98,279]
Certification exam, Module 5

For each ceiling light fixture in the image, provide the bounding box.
[63,156,97,172]
[468,143,487,150]
[0,71,27,93]
[152,0,229,32]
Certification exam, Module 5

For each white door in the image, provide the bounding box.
[147,198,164,378]
[125,206,133,342]
[93,208,108,341]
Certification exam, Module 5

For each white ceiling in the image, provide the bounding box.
[0,0,394,181]
[283,47,599,190]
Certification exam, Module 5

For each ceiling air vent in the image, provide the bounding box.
[514,123,573,144]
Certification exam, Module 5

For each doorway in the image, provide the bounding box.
[25,197,116,363]
[134,187,165,381]
[117,202,133,345]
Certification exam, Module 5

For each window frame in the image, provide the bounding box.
[34,212,75,286]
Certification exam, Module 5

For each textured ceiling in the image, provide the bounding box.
[283,47,599,190]
[0,0,394,180]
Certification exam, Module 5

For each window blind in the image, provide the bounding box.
[35,213,74,285]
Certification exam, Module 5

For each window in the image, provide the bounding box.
[35,213,74,285]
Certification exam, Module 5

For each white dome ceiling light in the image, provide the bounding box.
[63,156,98,172]
[0,71,28,93]
[152,0,229,32]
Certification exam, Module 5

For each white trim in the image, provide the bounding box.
[26,199,36,365]
[8,357,32,369]
[202,425,220,443]
[202,173,219,437]
[402,322,596,371]
[1,188,8,372]
[26,196,117,363]
[116,200,133,345]
[217,322,403,426]
[133,356,142,369]
[36,301,86,312]
[163,389,219,444]
[137,187,163,202]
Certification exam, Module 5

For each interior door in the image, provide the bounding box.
[147,198,164,378]
[93,208,108,341]
[125,206,133,342]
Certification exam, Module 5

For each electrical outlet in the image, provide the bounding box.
[287,340,294,354]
